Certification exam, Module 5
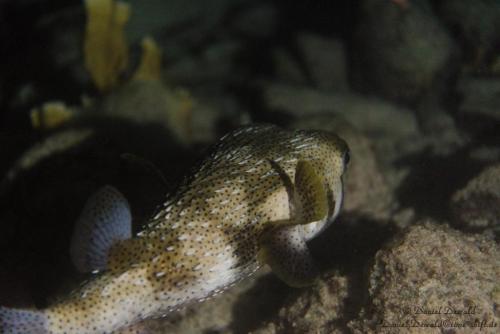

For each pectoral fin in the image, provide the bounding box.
[0,306,48,334]
[294,160,328,222]
[268,159,328,226]
[70,185,132,273]
[258,225,319,287]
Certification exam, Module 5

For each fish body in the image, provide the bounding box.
[0,124,349,333]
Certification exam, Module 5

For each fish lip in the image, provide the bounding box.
[307,179,344,239]
[326,179,344,228]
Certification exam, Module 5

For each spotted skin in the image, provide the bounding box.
[0,124,349,334]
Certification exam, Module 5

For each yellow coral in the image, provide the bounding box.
[30,101,74,129]
[132,37,163,82]
[80,0,193,143]
[84,0,130,92]
[163,88,193,144]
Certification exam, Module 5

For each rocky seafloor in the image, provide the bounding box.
[0,0,499,333]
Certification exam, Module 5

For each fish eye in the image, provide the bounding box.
[343,150,350,166]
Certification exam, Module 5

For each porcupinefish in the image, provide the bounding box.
[0,124,349,334]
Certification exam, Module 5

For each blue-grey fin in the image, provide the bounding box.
[70,185,132,273]
[0,306,48,334]
[258,224,319,287]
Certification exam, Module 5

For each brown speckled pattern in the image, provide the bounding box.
[2,124,348,334]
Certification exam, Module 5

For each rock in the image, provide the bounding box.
[435,0,500,71]
[98,80,192,144]
[230,3,278,38]
[348,222,500,334]
[254,273,349,334]
[469,146,500,163]
[424,114,466,156]
[390,207,416,230]
[28,5,90,92]
[296,33,349,92]
[126,0,248,43]
[351,0,454,103]
[457,76,500,122]
[189,92,248,144]
[289,114,394,221]
[450,163,500,232]
[0,128,94,194]
[272,48,308,85]
[166,40,243,86]
[416,95,467,156]
[263,82,419,138]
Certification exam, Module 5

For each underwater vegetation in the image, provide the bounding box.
[30,0,192,143]
[84,0,130,93]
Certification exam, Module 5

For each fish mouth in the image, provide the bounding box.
[310,179,343,238]
[324,179,344,229]
[333,180,344,219]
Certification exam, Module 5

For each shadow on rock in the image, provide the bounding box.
[394,146,487,221]
[227,213,398,333]
[311,213,398,322]
[229,273,290,333]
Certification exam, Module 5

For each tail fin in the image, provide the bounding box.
[70,185,132,273]
[0,306,48,334]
